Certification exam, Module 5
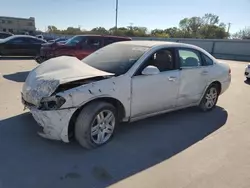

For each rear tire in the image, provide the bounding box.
[75,101,117,149]
[198,84,219,112]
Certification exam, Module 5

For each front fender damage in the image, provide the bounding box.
[31,107,77,142]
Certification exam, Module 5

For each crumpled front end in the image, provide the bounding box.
[22,79,60,107]
[30,107,77,142]
[21,56,114,142]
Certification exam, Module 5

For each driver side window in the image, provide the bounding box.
[135,48,176,76]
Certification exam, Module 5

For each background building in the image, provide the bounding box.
[0,16,36,35]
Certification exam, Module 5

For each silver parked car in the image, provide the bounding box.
[21,41,231,149]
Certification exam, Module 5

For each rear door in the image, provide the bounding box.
[176,48,210,107]
[25,38,45,56]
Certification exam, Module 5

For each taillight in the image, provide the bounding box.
[229,68,231,74]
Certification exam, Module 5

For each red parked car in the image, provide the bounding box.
[36,35,132,63]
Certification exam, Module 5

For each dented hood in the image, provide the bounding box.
[22,56,113,106]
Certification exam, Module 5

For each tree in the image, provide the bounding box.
[202,13,219,25]
[91,27,109,34]
[47,25,59,33]
[233,27,250,39]
[179,17,203,37]
[178,13,228,39]
[151,29,169,38]
[164,27,183,38]
[61,27,82,35]
[200,25,228,39]
[43,13,229,39]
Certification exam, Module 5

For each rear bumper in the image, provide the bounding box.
[220,76,231,95]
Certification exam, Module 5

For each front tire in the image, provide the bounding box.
[75,101,117,149]
[198,84,219,112]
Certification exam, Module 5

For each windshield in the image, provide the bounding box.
[82,43,150,76]
[65,36,86,46]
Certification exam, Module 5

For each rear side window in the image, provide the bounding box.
[104,38,116,46]
[9,38,26,44]
[178,49,202,67]
[0,33,10,38]
[27,38,44,44]
[86,37,102,49]
[202,53,214,66]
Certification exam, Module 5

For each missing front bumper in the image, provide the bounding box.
[30,107,77,143]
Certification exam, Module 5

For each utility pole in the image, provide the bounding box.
[115,0,118,32]
[227,23,232,34]
[129,22,134,30]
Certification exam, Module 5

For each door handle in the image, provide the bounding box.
[201,70,209,75]
[168,76,177,81]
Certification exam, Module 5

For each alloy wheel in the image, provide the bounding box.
[90,110,116,144]
[205,87,218,109]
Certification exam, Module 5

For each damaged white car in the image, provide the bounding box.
[21,41,231,149]
[245,63,250,81]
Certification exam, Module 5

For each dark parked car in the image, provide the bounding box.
[35,35,132,63]
[0,31,13,39]
[0,35,46,56]
[47,38,68,44]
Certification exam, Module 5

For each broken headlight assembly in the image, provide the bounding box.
[38,95,66,111]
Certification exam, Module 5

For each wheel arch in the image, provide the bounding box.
[67,97,126,141]
[210,80,222,95]
[198,80,222,105]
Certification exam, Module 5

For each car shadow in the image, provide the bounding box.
[3,71,30,82]
[0,106,228,188]
[0,56,35,60]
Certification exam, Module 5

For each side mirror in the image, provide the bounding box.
[141,65,160,75]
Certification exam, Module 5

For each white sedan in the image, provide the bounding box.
[21,41,231,149]
[245,63,250,81]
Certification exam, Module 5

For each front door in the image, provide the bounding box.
[176,48,209,107]
[131,48,180,118]
[1,38,26,56]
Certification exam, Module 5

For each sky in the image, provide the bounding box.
[0,0,250,33]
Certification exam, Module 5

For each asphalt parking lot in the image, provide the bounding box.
[0,58,250,188]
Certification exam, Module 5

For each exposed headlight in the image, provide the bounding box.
[39,95,66,111]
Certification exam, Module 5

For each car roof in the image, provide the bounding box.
[74,34,131,40]
[0,31,12,34]
[11,35,37,38]
[117,40,202,49]
[3,35,46,42]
